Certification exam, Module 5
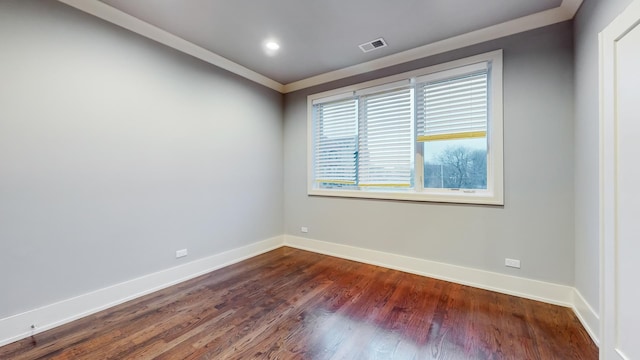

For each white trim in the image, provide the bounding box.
[599,1,640,358]
[307,52,502,104]
[617,350,631,360]
[56,0,285,93]
[283,3,581,93]
[284,235,574,307]
[0,236,284,347]
[560,0,584,18]
[312,91,355,105]
[1,235,598,348]
[355,79,411,97]
[306,188,504,205]
[307,50,504,206]
[572,288,600,346]
[415,61,488,84]
[598,28,610,360]
[57,0,582,94]
[285,235,599,344]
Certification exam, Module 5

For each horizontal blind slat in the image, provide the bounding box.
[313,97,358,185]
[359,87,413,186]
[416,70,489,141]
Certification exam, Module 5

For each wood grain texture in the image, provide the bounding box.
[0,247,597,359]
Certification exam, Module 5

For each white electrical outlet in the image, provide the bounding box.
[505,258,521,268]
[301,226,309,233]
[176,249,188,258]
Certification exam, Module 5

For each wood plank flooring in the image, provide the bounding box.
[0,247,597,359]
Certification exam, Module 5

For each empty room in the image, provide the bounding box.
[1,0,638,359]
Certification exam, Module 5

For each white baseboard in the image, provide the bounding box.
[284,235,602,345]
[572,288,600,346]
[1,234,600,349]
[284,235,575,307]
[0,235,284,347]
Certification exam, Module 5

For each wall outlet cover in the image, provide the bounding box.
[176,249,188,258]
[505,258,521,268]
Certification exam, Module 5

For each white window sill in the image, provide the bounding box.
[308,188,504,206]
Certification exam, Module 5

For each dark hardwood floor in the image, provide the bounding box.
[0,247,597,359]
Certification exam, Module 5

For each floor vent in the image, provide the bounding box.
[359,38,387,53]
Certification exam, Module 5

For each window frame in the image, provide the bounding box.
[307,50,504,205]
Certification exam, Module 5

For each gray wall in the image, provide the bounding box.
[0,0,283,318]
[284,22,575,285]
[1,0,615,327]
[573,0,634,314]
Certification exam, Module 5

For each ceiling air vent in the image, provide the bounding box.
[359,38,387,53]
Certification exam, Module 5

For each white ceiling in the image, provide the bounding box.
[59,0,582,92]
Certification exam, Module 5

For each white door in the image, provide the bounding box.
[600,1,640,359]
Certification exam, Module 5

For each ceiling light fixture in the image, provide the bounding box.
[263,39,281,56]
[265,41,280,51]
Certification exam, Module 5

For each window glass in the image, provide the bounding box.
[423,138,487,189]
[307,50,503,205]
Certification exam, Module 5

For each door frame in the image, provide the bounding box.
[599,1,640,359]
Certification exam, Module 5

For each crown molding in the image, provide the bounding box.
[58,0,582,94]
[283,1,583,93]
[560,0,584,18]
[57,0,285,93]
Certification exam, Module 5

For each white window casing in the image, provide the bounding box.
[307,50,503,205]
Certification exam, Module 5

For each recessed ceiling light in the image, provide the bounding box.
[265,41,280,51]
[263,39,281,57]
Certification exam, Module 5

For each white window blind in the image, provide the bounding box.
[308,51,503,204]
[358,87,414,187]
[312,97,358,186]
[416,68,488,142]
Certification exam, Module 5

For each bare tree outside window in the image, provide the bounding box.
[424,146,487,189]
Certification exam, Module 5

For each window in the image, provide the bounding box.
[308,50,503,205]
